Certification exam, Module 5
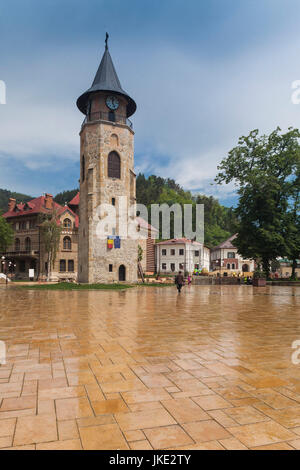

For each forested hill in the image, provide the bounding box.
[0,189,32,213]
[136,174,237,248]
[0,175,237,248]
[53,189,79,206]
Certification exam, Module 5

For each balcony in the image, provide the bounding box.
[5,250,39,257]
[82,111,133,129]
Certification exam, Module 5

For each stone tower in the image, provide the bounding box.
[76,35,138,283]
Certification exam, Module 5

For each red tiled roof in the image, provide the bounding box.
[156,238,202,246]
[69,192,80,206]
[2,196,79,228]
[2,196,62,219]
[212,234,237,250]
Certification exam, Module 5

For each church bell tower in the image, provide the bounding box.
[76,34,138,283]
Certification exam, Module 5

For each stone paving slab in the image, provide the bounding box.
[0,285,300,449]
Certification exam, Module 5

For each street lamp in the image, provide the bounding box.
[1,256,15,285]
[1,256,8,285]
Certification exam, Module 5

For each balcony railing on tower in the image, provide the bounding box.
[82,111,133,129]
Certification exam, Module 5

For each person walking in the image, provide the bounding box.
[175,271,184,293]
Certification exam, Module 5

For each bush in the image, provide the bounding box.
[253,269,266,279]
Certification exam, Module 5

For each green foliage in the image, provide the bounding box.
[53,189,78,205]
[215,127,300,277]
[136,174,236,248]
[137,244,143,262]
[253,268,266,279]
[0,189,32,213]
[39,211,62,280]
[0,215,14,252]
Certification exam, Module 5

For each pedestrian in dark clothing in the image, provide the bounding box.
[175,271,184,293]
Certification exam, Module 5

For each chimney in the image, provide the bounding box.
[44,193,53,210]
[8,198,16,211]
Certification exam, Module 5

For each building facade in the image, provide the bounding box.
[77,38,139,283]
[2,194,78,281]
[156,238,210,274]
[210,234,254,274]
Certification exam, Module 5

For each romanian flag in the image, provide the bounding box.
[107,238,114,249]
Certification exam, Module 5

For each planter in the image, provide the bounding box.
[253,278,266,287]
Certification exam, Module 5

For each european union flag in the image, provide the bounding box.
[114,236,121,248]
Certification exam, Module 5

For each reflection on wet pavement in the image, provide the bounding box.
[0,285,300,449]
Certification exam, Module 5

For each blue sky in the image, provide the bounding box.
[1,0,300,206]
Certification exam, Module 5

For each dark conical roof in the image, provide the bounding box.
[77,38,136,117]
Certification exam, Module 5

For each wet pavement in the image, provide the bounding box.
[0,284,300,449]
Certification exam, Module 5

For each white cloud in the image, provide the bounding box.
[1,26,300,202]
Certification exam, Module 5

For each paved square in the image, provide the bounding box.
[0,285,300,449]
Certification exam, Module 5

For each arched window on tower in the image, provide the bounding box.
[108,151,121,179]
[81,155,85,182]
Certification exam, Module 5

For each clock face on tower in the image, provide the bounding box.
[106,96,119,111]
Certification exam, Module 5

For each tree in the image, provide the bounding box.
[54,189,78,206]
[285,183,300,279]
[0,189,32,213]
[0,215,14,253]
[136,173,237,247]
[215,127,300,278]
[39,211,62,281]
[138,244,143,262]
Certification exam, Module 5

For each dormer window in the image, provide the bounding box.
[63,218,72,228]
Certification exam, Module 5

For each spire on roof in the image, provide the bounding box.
[76,34,136,117]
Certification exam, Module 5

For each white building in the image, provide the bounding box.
[210,234,254,273]
[155,238,210,274]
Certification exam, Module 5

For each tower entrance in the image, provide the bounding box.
[119,265,126,281]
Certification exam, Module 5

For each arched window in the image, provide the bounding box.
[81,155,85,182]
[15,238,20,252]
[63,218,71,228]
[108,151,121,179]
[63,236,71,250]
[25,237,31,252]
[232,263,235,269]
[227,263,230,269]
